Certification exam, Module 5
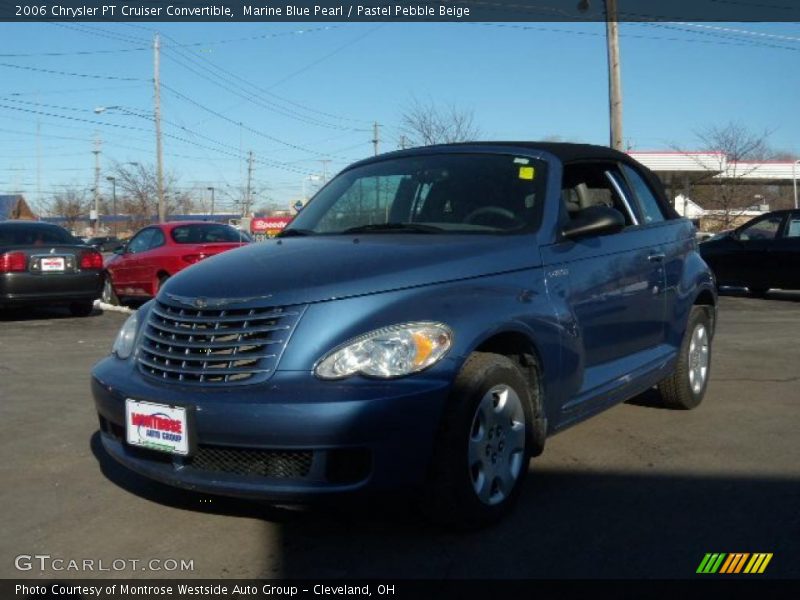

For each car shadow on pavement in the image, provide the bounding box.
[90,432,798,579]
[273,469,800,579]
[718,287,800,303]
[0,305,101,322]
[624,387,672,409]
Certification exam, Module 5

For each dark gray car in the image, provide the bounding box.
[0,221,104,315]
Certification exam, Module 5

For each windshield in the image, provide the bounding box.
[170,224,251,244]
[0,224,78,246]
[287,153,547,235]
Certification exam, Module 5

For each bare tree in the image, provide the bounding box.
[110,162,195,230]
[400,98,482,147]
[49,187,88,232]
[687,122,776,230]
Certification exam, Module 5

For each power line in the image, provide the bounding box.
[0,47,149,58]
[160,83,349,159]
[0,102,315,175]
[159,45,366,132]
[0,61,144,80]
[156,30,372,126]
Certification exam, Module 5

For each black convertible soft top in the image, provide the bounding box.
[350,141,679,219]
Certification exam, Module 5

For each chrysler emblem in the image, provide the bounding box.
[194,297,208,308]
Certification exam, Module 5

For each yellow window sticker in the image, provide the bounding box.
[518,166,535,180]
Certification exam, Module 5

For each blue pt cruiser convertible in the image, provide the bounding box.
[92,143,717,527]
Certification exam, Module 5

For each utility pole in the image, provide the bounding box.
[319,159,331,182]
[153,32,166,223]
[92,135,101,235]
[106,176,117,236]
[577,0,623,151]
[605,0,623,151]
[372,122,380,156]
[244,151,253,217]
[399,135,408,150]
[207,186,215,219]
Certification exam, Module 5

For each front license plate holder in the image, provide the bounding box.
[125,399,194,456]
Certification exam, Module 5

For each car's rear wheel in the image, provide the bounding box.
[101,277,119,306]
[658,306,713,410]
[68,301,94,317]
[421,352,534,529]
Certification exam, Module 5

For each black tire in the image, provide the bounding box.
[748,286,769,298]
[156,273,170,295]
[68,301,94,317]
[420,352,536,529]
[658,306,713,410]
[101,276,120,306]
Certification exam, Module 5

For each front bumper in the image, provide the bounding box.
[91,356,454,501]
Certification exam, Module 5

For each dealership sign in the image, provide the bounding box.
[250,216,292,238]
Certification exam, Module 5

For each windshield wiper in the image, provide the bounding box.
[276,228,315,238]
[341,223,443,234]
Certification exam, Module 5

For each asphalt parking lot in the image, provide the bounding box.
[1,292,798,580]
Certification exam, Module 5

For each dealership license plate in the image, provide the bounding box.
[125,399,189,456]
[40,257,65,272]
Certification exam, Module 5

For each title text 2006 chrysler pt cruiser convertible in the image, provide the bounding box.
[92,143,717,527]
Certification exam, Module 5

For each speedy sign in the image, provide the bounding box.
[251,216,292,238]
[125,399,189,455]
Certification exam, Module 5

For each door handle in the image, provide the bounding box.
[648,252,666,262]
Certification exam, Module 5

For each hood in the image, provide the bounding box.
[159,234,542,307]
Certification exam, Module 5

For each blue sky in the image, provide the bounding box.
[1,21,799,214]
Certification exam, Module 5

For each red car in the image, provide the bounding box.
[102,221,250,305]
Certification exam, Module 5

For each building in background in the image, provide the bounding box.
[0,195,37,220]
[629,152,798,231]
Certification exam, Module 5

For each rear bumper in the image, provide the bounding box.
[0,271,103,305]
[91,356,453,501]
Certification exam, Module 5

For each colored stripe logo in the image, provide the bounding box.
[697,553,773,574]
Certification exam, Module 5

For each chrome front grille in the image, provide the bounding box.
[138,300,304,385]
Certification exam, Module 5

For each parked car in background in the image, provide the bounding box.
[102,221,251,305]
[86,236,124,253]
[0,221,103,315]
[700,209,800,296]
[92,143,717,528]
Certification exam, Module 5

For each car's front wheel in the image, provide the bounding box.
[421,352,535,529]
[658,306,713,409]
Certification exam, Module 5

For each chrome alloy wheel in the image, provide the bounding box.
[102,278,114,304]
[688,323,710,394]
[468,384,526,505]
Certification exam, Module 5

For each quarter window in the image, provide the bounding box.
[621,164,665,224]
[785,217,800,238]
[738,215,783,241]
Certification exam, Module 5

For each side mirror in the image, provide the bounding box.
[113,245,126,255]
[562,205,625,240]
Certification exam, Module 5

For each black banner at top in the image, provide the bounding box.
[2,0,800,22]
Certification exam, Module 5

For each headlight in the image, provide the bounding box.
[112,312,139,359]
[315,322,453,380]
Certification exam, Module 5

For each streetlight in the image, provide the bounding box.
[792,159,800,210]
[207,187,215,220]
[106,176,117,236]
[94,105,165,223]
